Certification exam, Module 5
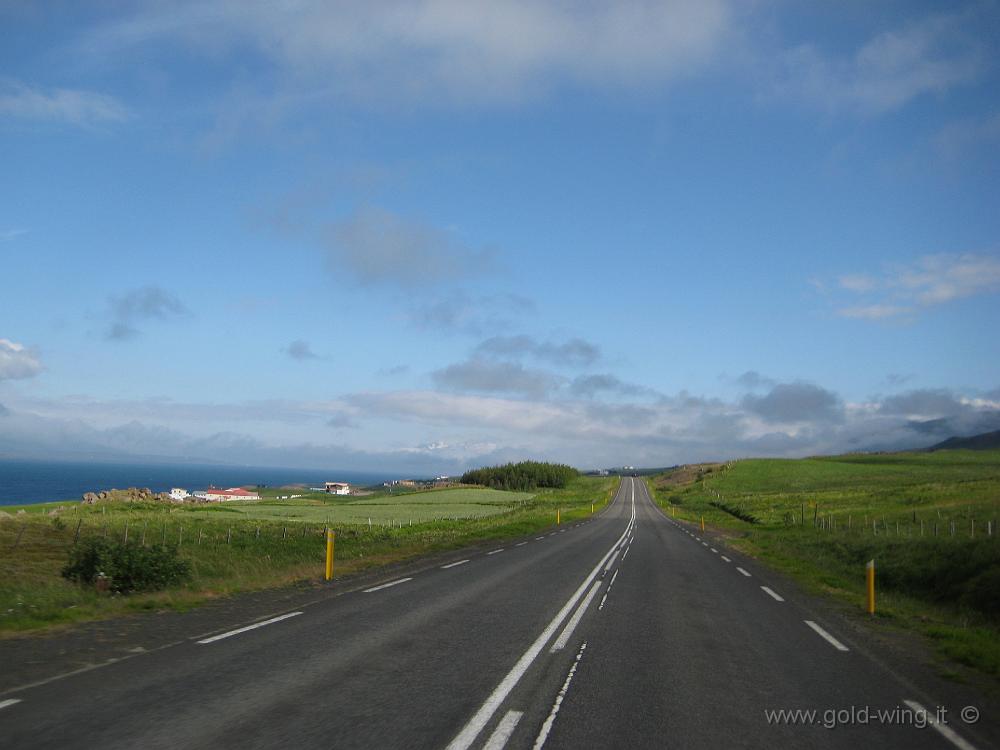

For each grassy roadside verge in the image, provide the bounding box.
[0,477,616,635]
[644,451,1000,682]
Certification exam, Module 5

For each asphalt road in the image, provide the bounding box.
[0,478,995,749]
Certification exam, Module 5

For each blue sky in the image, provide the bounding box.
[2,1,999,473]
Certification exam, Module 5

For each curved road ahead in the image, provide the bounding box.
[0,478,993,749]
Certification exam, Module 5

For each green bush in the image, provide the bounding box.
[62,538,191,593]
[461,461,578,491]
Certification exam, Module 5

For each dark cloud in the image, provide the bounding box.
[326,412,358,429]
[409,291,534,335]
[325,207,495,286]
[878,388,963,416]
[379,364,410,376]
[475,335,600,367]
[885,373,914,387]
[284,339,319,360]
[431,358,559,397]
[570,374,655,399]
[735,370,775,390]
[106,285,188,341]
[742,382,844,423]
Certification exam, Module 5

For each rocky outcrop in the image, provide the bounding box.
[81,487,174,504]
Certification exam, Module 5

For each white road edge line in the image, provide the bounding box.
[483,710,524,750]
[710,548,718,553]
[0,699,22,710]
[445,480,636,750]
[441,559,470,569]
[804,620,849,652]
[902,700,979,750]
[487,548,505,555]
[536,537,545,541]
[197,611,303,644]
[516,542,528,547]
[736,567,752,577]
[760,586,785,602]
[721,555,731,563]
[363,577,413,593]
[534,642,587,750]
[550,579,603,653]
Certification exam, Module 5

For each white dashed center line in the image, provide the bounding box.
[804,620,849,651]
[736,567,752,577]
[487,549,505,556]
[760,586,785,602]
[441,559,469,569]
[0,699,22,710]
[721,556,731,563]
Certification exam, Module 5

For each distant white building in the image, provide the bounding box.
[325,482,350,495]
[202,487,260,502]
[169,488,190,500]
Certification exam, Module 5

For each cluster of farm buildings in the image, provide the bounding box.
[168,481,351,502]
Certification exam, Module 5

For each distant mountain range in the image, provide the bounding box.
[927,429,1000,451]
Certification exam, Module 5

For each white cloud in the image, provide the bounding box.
[3,381,999,470]
[0,229,28,242]
[0,80,131,125]
[833,253,1000,320]
[837,304,913,321]
[81,1,733,107]
[898,254,1000,305]
[0,338,43,381]
[775,12,981,115]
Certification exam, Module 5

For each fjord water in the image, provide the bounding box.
[0,459,388,506]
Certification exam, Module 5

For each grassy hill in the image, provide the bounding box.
[647,449,1000,679]
[929,429,1000,452]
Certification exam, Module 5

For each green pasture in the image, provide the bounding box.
[0,477,613,633]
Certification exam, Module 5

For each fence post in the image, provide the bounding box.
[73,518,83,545]
[325,528,335,581]
[866,559,876,615]
[123,520,129,545]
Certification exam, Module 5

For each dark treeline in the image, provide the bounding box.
[461,461,578,491]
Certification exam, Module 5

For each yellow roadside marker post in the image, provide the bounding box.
[325,528,335,581]
[591,503,594,514]
[701,516,705,532]
[866,559,875,615]
[557,508,561,525]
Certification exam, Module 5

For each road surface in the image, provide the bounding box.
[0,478,994,749]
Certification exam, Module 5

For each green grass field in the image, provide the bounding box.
[648,450,1000,680]
[0,478,613,633]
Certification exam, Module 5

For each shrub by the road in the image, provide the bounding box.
[62,538,191,593]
